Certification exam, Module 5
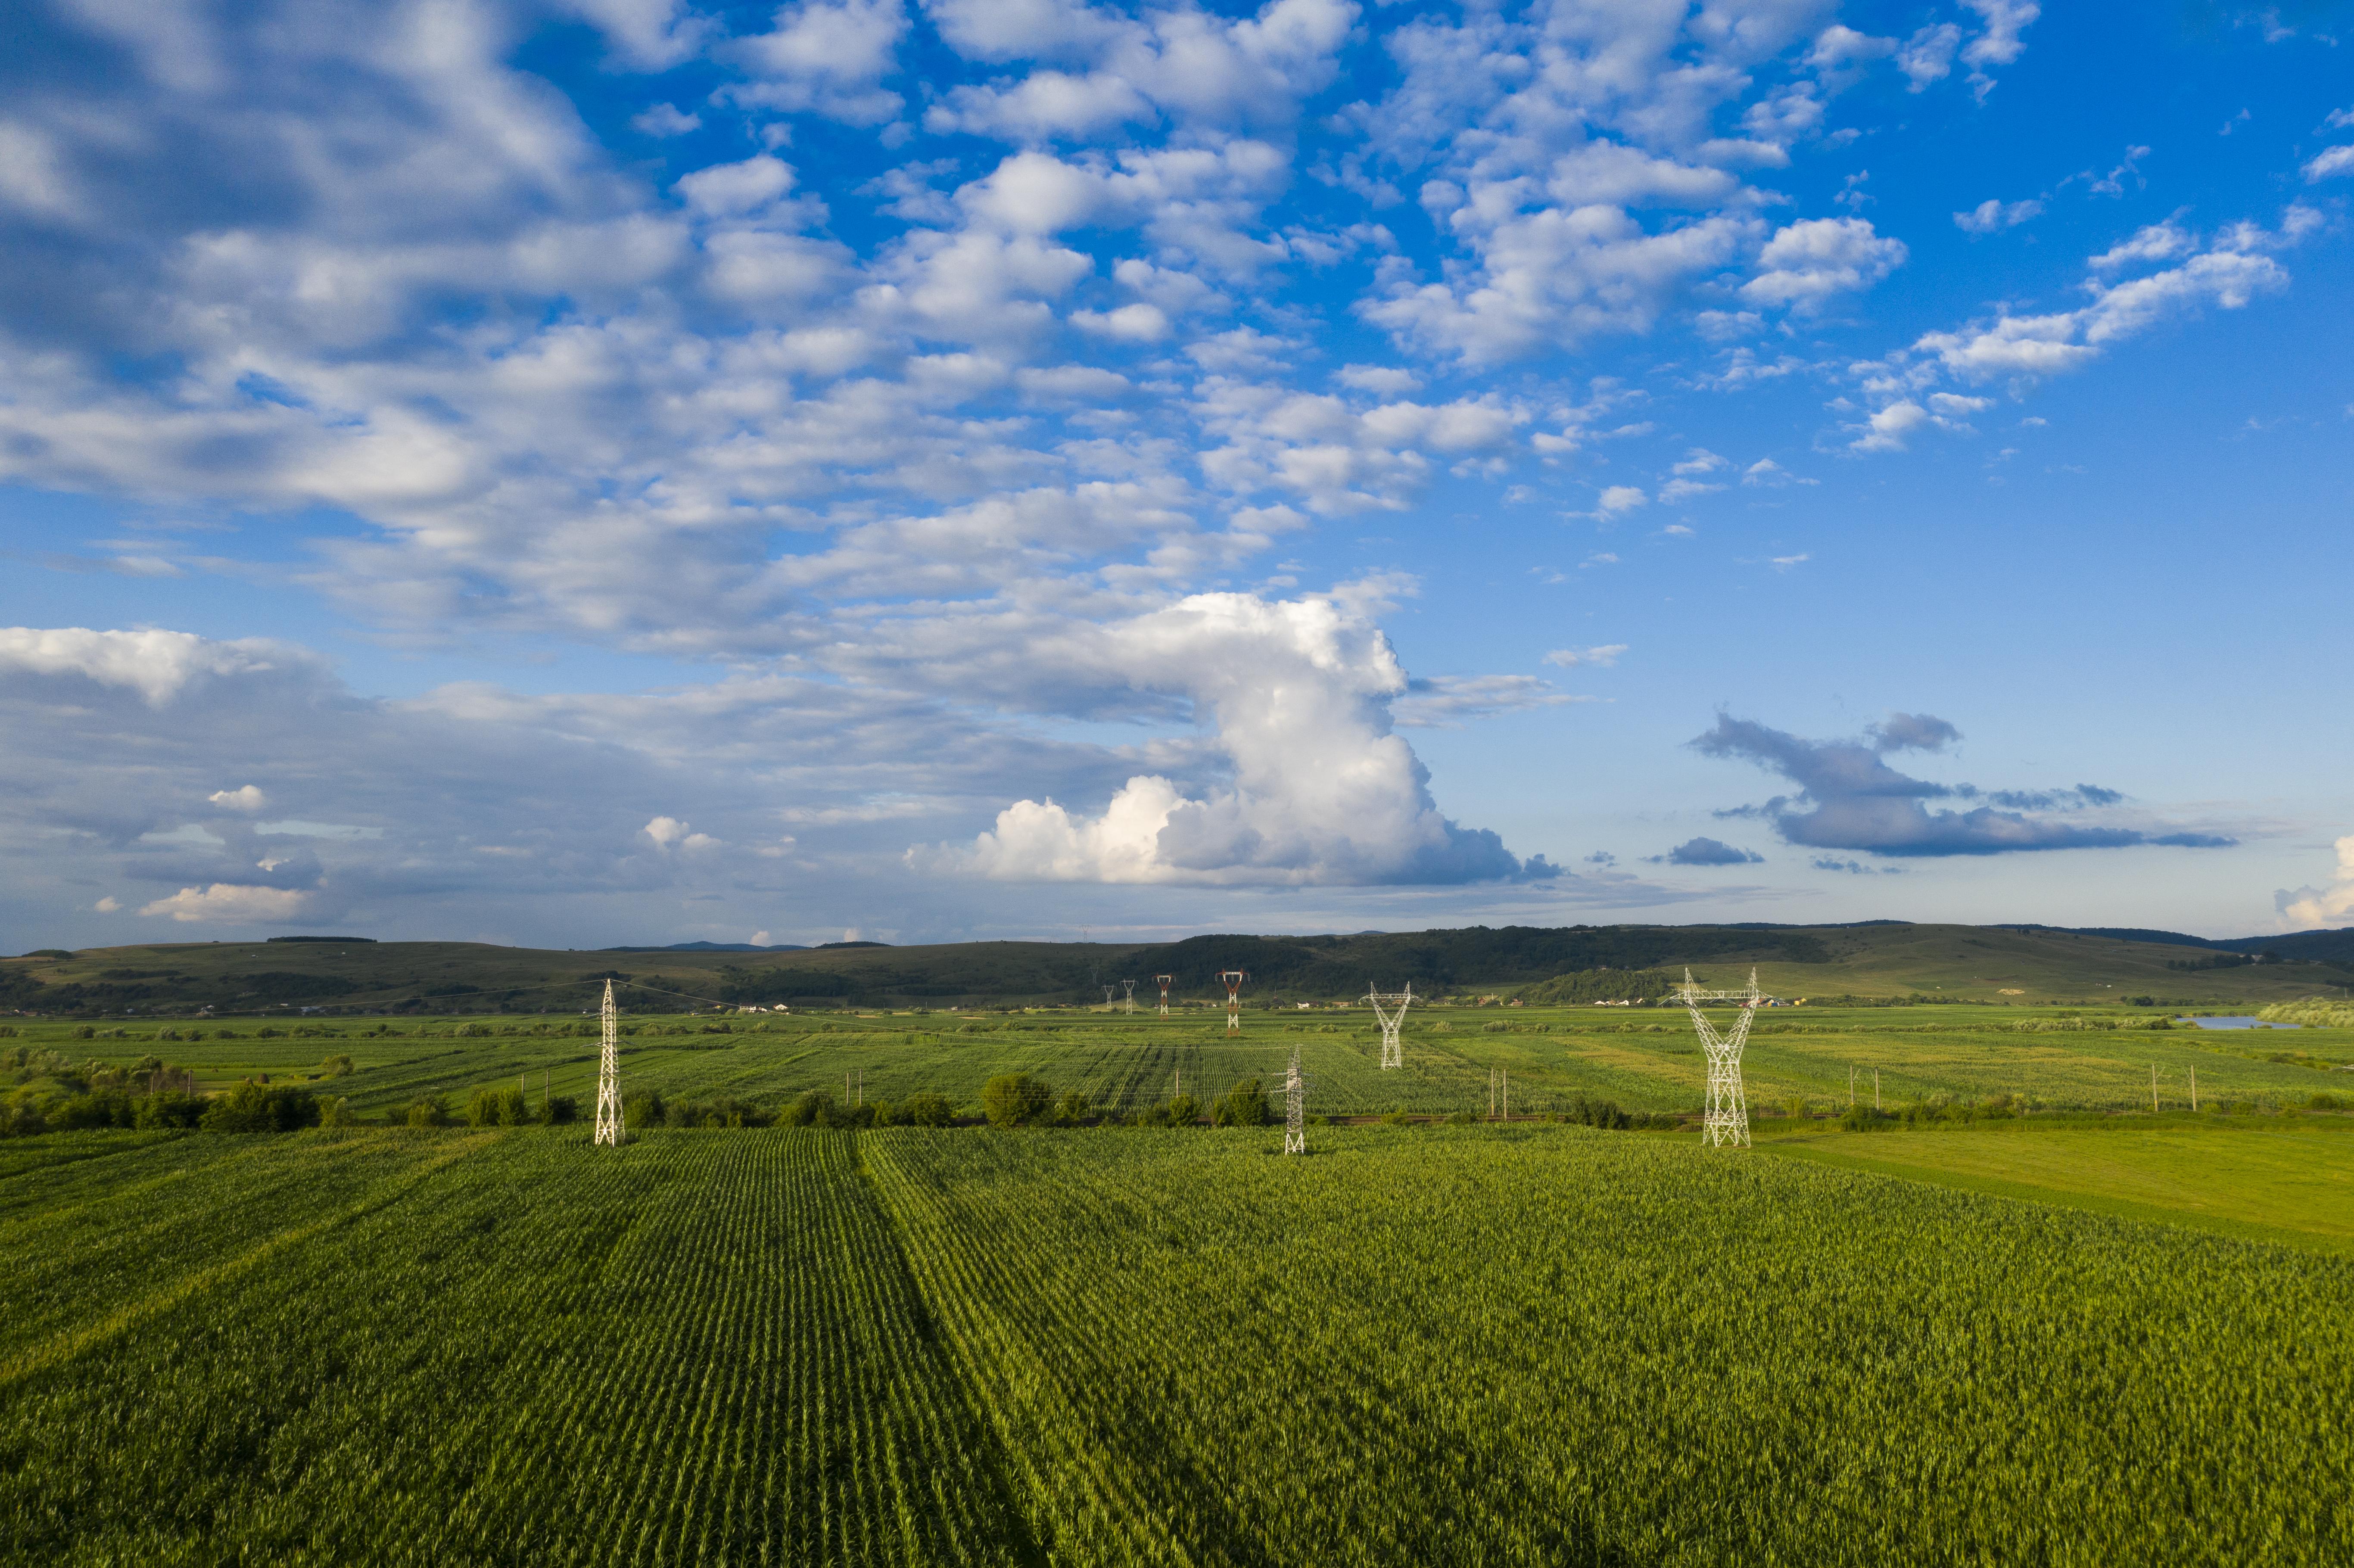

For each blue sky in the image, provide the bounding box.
[2,0,2350,951]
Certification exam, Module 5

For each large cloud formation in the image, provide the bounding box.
[928,593,1554,885]
[2277,837,2354,929]
[1691,712,2234,857]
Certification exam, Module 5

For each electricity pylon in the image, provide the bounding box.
[1154,974,1173,1017]
[1103,985,1116,1010]
[593,979,623,1146]
[1122,978,1136,1014]
[1364,982,1413,1069]
[1676,967,1764,1148]
[1281,1044,1308,1155]
[1220,970,1247,1035]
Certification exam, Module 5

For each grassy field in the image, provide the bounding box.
[9,1000,2353,1123]
[1,1122,2345,1565]
[1756,1117,2354,1254]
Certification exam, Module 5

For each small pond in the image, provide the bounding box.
[2181,1015,2276,1030]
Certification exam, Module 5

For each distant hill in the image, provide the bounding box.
[6,920,2352,1017]
[601,941,810,953]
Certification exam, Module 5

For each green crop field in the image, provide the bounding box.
[1,1122,2346,1565]
[9,999,2353,1129]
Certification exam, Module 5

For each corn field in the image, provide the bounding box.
[1,1124,2346,1564]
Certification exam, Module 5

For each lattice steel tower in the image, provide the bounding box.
[1364,982,1414,1070]
[1281,1044,1307,1155]
[592,979,624,1146]
[1220,970,1248,1035]
[1676,967,1764,1148]
[1122,978,1136,1014]
[1154,974,1173,1017]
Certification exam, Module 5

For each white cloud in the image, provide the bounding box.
[1955,198,2042,234]
[0,627,302,705]
[925,591,1544,885]
[632,103,701,137]
[1544,644,1626,669]
[724,0,909,125]
[2279,835,2354,927]
[209,785,268,811]
[1596,485,1647,514]
[94,896,121,913]
[1069,302,1170,342]
[1391,674,1575,728]
[1850,400,1928,451]
[1912,207,2309,386]
[1897,24,1960,90]
[1742,218,1907,311]
[139,884,314,923]
[2303,145,2354,183]
[2088,219,2193,269]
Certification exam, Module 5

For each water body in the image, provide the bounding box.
[2181,1016,2276,1030]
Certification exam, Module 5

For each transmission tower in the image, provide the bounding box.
[1220,970,1248,1035]
[592,979,623,1146]
[1122,978,1136,1014]
[1154,974,1173,1017]
[1281,1044,1308,1154]
[1364,982,1413,1069]
[1676,967,1766,1148]
[1103,985,1116,1011]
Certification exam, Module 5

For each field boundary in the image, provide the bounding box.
[0,1132,498,1390]
[1754,1137,2353,1257]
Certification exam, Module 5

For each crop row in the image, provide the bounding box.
[864,1126,2352,1566]
[0,1131,1032,1565]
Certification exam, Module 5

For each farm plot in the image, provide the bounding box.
[0,1129,1033,1566]
[866,1125,2351,1566]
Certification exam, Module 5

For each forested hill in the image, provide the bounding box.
[5,921,2351,1017]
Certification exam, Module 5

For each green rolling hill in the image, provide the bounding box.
[6,921,2350,1018]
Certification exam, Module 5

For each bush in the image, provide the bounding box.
[539,1094,579,1125]
[1562,1092,1631,1131]
[777,1089,838,1127]
[202,1081,321,1133]
[981,1073,1054,1128]
[51,1090,137,1130]
[407,1095,450,1128]
[897,1090,955,1127]
[468,1086,531,1127]
[1164,1093,1200,1127]
[1444,1108,1479,1125]
[1211,1078,1269,1128]
[2306,1092,2347,1111]
[321,1055,354,1077]
[320,1096,358,1128]
[1053,1090,1091,1126]
[623,1089,667,1129]
[135,1091,206,1129]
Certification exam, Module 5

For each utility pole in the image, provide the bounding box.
[1282,1045,1306,1155]
[1847,1066,1855,1109]
[2152,1063,2159,1114]
[2190,1064,2198,1112]
[1874,1068,1880,1111]
[593,980,623,1146]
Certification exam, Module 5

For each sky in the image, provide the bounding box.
[2,0,2351,952]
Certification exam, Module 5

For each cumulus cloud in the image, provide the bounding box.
[1544,644,1626,669]
[2278,836,2354,927]
[1955,198,2042,233]
[139,884,315,923]
[925,592,1554,885]
[2303,145,2354,183]
[209,785,268,811]
[1741,218,1907,311]
[1690,712,2235,857]
[1650,837,1763,866]
[0,627,304,706]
